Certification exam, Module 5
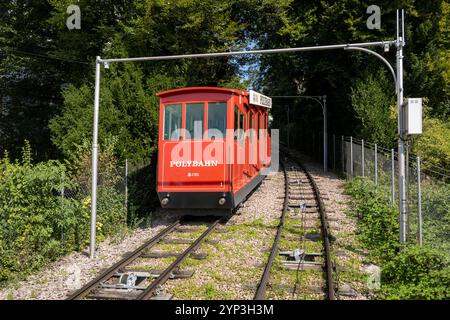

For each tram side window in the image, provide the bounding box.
[257,113,260,139]
[186,103,204,139]
[239,111,244,143]
[234,105,239,139]
[249,113,254,143]
[164,104,182,140]
[208,102,227,138]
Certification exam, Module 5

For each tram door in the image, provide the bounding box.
[233,105,245,190]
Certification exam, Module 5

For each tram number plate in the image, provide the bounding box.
[187,172,199,177]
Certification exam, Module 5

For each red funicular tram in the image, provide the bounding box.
[156,87,271,215]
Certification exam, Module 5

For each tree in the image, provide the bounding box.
[49,65,187,163]
[243,0,448,149]
[351,70,397,147]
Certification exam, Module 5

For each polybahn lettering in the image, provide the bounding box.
[168,128,272,165]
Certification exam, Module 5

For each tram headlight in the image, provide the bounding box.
[218,197,226,206]
[161,197,169,205]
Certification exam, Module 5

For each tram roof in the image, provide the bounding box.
[156,87,247,97]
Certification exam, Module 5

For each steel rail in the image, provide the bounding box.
[137,219,221,300]
[296,160,335,300]
[67,219,181,300]
[254,160,288,300]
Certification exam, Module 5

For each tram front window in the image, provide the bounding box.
[164,104,182,140]
[186,103,204,139]
[207,102,227,139]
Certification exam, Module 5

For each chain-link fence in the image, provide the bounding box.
[328,135,449,253]
[0,149,155,281]
[58,161,128,251]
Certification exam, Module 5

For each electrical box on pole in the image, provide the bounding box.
[405,98,422,135]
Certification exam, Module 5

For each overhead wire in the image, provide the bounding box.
[0,47,92,65]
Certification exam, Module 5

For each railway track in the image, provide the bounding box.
[67,150,334,300]
[67,217,222,300]
[254,151,335,300]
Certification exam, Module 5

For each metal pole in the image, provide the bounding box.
[406,142,410,239]
[350,136,353,177]
[90,56,101,259]
[333,134,336,171]
[341,135,345,174]
[397,9,407,243]
[125,159,128,215]
[323,96,327,172]
[391,149,395,206]
[374,143,378,186]
[362,139,365,177]
[287,105,290,148]
[101,41,396,64]
[417,156,423,246]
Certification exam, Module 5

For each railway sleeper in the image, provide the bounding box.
[87,290,140,300]
[88,289,173,300]
[95,268,195,295]
[281,261,324,271]
[120,268,195,279]
[243,283,324,295]
[303,233,323,242]
[288,200,318,207]
[279,249,322,259]
[141,250,208,260]
[288,205,319,213]
[288,196,316,201]
[271,284,325,294]
[175,226,203,233]
[277,248,324,271]
[290,225,320,230]
[161,237,219,245]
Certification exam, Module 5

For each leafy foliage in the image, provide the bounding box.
[420,182,450,253]
[344,177,399,261]
[0,141,126,283]
[380,245,450,299]
[412,117,450,171]
[0,147,77,281]
[49,66,185,163]
[351,71,397,147]
[250,0,449,159]
[345,176,450,299]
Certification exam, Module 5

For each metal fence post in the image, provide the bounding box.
[362,139,365,177]
[417,156,423,246]
[333,134,336,171]
[125,159,128,216]
[61,173,65,246]
[391,149,395,206]
[406,142,410,239]
[341,135,345,174]
[374,143,378,186]
[350,136,353,177]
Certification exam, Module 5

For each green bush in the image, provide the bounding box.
[345,176,450,300]
[380,245,450,300]
[421,182,450,253]
[64,136,128,246]
[0,144,80,281]
[412,117,450,172]
[0,140,127,284]
[344,177,399,261]
[351,70,397,148]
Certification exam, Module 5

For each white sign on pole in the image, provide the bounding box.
[406,98,422,135]
[249,90,272,108]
